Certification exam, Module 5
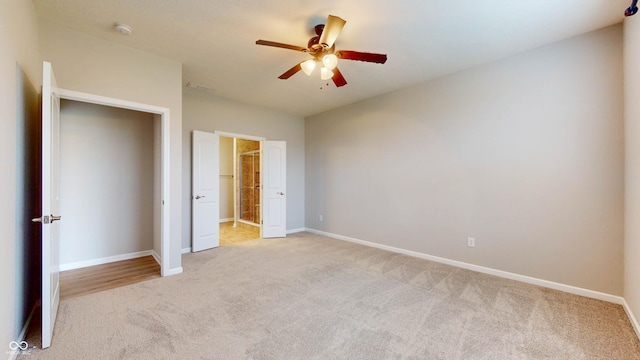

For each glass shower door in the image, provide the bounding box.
[239,152,260,224]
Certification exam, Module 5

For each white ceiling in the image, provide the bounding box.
[33,0,629,117]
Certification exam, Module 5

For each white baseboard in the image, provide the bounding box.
[60,250,154,272]
[220,218,233,223]
[8,300,39,359]
[623,299,640,340]
[287,228,306,234]
[17,301,37,343]
[163,266,183,276]
[305,228,624,305]
[7,299,40,360]
[152,251,182,277]
[182,247,192,254]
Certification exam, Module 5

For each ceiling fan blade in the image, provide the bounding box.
[278,62,302,79]
[332,67,347,87]
[319,15,346,48]
[256,40,307,52]
[336,50,387,64]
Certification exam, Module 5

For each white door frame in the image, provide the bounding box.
[57,88,172,276]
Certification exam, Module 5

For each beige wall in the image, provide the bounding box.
[39,20,184,272]
[625,15,640,331]
[182,90,305,250]
[306,25,624,295]
[1,0,41,348]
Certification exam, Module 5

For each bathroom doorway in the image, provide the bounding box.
[219,137,261,245]
[237,139,261,228]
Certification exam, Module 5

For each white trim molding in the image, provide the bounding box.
[214,130,265,141]
[8,301,39,359]
[287,228,306,234]
[623,299,640,340]
[305,228,625,305]
[164,267,183,276]
[59,250,153,272]
[151,250,161,265]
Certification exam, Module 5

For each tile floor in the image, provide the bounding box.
[220,221,261,245]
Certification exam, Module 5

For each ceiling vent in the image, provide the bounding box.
[186,82,214,92]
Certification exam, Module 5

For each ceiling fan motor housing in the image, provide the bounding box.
[308,36,321,52]
[308,36,336,57]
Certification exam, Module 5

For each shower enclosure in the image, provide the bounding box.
[239,151,260,224]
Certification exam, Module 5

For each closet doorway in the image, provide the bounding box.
[59,100,156,270]
[56,88,170,274]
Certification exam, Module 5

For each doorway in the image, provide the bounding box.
[220,136,261,245]
[56,88,171,275]
[58,100,160,293]
[191,130,286,252]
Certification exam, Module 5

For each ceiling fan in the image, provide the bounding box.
[256,15,387,87]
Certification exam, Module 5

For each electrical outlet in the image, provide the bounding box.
[319,215,323,222]
[467,237,475,248]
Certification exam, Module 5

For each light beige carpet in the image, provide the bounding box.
[20,232,640,359]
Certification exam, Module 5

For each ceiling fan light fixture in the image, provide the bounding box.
[320,66,334,80]
[322,54,338,70]
[301,59,316,76]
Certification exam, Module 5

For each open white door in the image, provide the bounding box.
[262,141,286,238]
[192,131,220,251]
[35,61,61,349]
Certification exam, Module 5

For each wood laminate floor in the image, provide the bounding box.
[60,223,260,299]
[60,256,160,299]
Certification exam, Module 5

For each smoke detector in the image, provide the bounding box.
[114,23,132,36]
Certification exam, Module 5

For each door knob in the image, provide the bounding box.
[277,192,284,195]
[195,195,205,199]
[31,215,61,224]
[32,215,50,224]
